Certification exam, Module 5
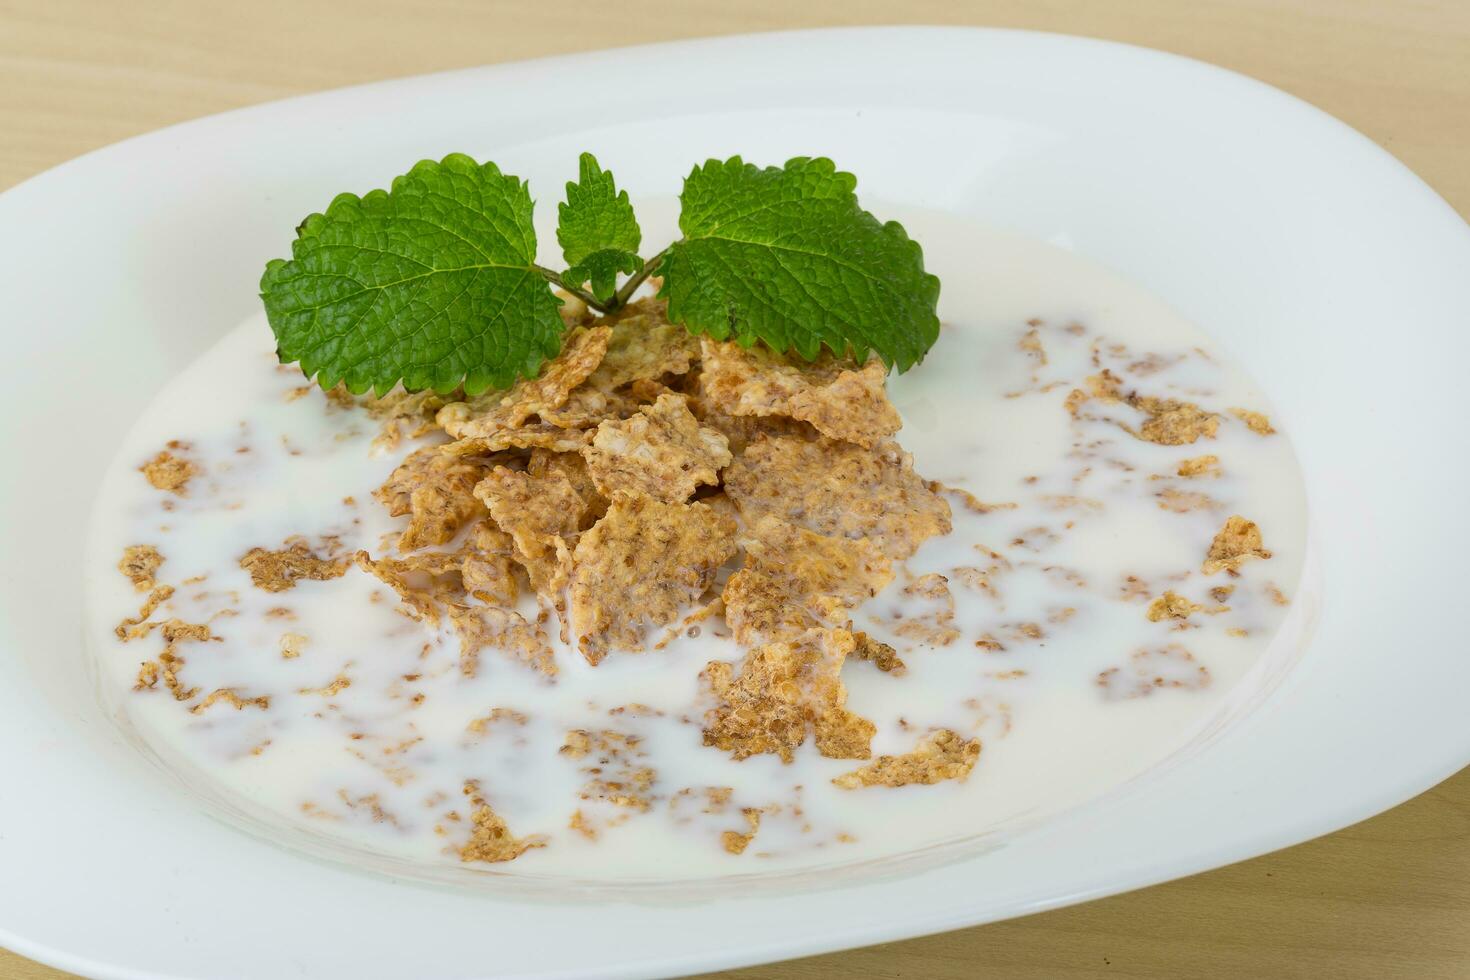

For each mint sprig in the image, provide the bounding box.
[557,152,643,303]
[660,156,940,372]
[261,154,563,396]
[261,153,943,395]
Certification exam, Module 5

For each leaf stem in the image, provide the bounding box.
[534,265,608,314]
[608,249,669,311]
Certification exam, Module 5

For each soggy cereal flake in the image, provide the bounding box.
[1133,398,1220,446]
[358,387,453,454]
[930,483,1018,514]
[240,539,349,592]
[1177,455,1221,478]
[722,809,763,854]
[191,688,270,714]
[1097,645,1211,699]
[1018,325,1047,366]
[1230,407,1276,435]
[458,784,546,864]
[140,446,198,495]
[466,707,529,734]
[702,628,874,762]
[1156,487,1219,513]
[279,632,307,659]
[437,326,612,438]
[441,424,593,457]
[699,339,901,448]
[582,393,731,502]
[1071,369,1220,445]
[889,573,961,646]
[353,549,553,676]
[115,585,175,640]
[724,435,951,561]
[569,492,737,664]
[1203,515,1273,575]
[118,545,164,592]
[722,516,893,645]
[132,618,213,702]
[850,632,906,673]
[1146,591,1202,621]
[298,669,352,696]
[832,729,980,789]
[447,601,556,677]
[474,466,590,597]
[374,447,490,552]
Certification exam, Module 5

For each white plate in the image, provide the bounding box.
[1,26,1467,980]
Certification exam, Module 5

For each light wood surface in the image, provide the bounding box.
[2,1,1466,977]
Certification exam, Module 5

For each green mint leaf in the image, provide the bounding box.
[658,156,941,372]
[557,152,642,302]
[260,153,563,396]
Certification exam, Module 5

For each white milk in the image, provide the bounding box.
[84,206,1308,891]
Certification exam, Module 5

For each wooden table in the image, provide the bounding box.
[2,2,1466,977]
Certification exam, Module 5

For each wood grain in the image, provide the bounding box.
[1,1,1466,977]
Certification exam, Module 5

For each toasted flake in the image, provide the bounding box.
[118,545,164,592]
[1230,407,1276,435]
[702,628,874,762]
[1146,591,1203,621]
[240,539,349,592]
[534,384,649,429]
[279,632,307,659]
[374,447,490,552]
[437,326,612,439]
[568,492,737,664]
[458,784,546,863]
[724,435,951,561]
[441,424,593,457]
[1177,455,1221,478]
[475,466,590,597]
[699,339,901,448]
[832,729,980,789]
[850,632,906,673]
[1097,645,1211,699]
[1203,515,1273,575]
[722,516,893,645]
[140,447,198,495]
[459,521,520,608]
[686,396,819,455]
[584,304,699,390]
[582,393,731,502]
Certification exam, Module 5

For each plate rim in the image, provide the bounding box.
[2,24,1468,980]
